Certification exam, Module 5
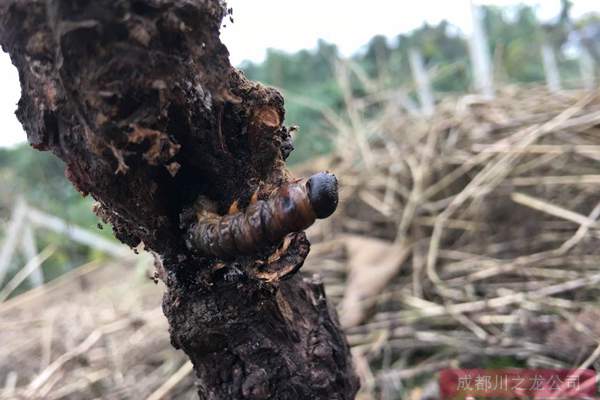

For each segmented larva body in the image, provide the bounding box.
[187,172,338,259]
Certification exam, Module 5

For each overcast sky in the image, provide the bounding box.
[0,0,597,148]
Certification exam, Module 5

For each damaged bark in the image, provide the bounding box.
[0,1,359,399]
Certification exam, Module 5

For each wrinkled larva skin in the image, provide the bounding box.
[187,172,338,259]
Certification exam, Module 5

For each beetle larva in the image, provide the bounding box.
[186,172,338,258]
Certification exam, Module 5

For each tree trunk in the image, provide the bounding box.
[0,1,359,399]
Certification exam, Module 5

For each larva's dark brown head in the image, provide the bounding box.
[306,172,339,219]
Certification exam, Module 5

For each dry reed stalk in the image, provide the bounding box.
[295,73,600,398]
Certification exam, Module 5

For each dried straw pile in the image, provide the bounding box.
[0,259,196,399]
[300,83,600,398]
[2,85,600,399]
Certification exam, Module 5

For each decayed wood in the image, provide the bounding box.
[0,0,358,398]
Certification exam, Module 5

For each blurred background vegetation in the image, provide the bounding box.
[0,1,598,291]
[241,1,599,163]
[0,147,113,289]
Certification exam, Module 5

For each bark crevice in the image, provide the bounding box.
[0,0,359,398]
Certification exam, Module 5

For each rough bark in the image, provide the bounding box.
[0,1,359,399]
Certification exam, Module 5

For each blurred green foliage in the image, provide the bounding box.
[240,3,596,163]
[0,145,111,291]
